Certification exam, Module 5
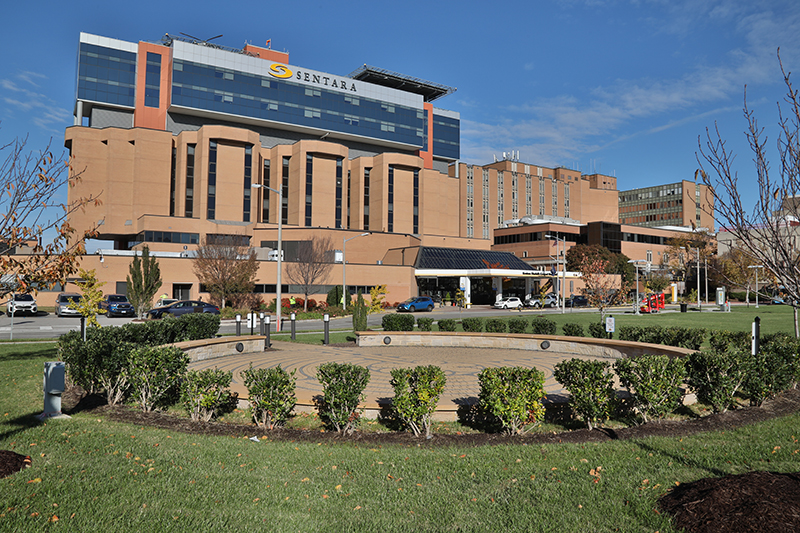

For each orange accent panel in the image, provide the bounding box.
[417,102,434,169]
[243,44,289,64]
[134,42,170,130]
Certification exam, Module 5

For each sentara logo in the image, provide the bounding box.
[268,63,357,93]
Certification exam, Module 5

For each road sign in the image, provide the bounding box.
[605,316,615,333]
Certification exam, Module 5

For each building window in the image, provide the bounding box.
[511,171,518,220]
[262,159,270,223]
[565,183,570,218]
[388,166,394,233]
[185,144,195,218]
[646,250,653,263]
[207,141,217,220]
[282,156,290,225]
[539,174,545,216]
[413,169,419,234]
[346,169,351,229]
[525,174,532,217]
[466,165,474,238]
[482,169,490,239]
[243,145,252,222]
[144,52,161,108]
[497,171,504,226]
[305,154,313,226]
[363,167,371,229]
[552,180,558,217]
[335,158,343,228]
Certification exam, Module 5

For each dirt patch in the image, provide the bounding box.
[4,388,800,531]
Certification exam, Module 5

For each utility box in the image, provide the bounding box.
[38,361,69,420]
[717,287,727,311]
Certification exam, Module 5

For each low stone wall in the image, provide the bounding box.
[356,331,695,359]
[173,336,267,362]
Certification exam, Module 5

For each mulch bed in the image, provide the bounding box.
[4,387,800,532]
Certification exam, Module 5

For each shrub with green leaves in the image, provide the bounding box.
[59,328,136,404]
[618,326,642,342]
[242,364,297,428]
[437,319,457,332]
[530,317,557,335]
[508,317,528,334]
[175,313,221,341]
[316,362,371,434]
[639,326,664,345]
[614,355,686,423]
[382,314,415,332]
[681,328,707,350]
[126,346,189,412]
[478,366,546,434]
[685,349,749,413]
[352,292,368,331]
[743,333,800,406]
[485,318,508,333]
[417,317,434,331]
[562,323,584,337]
[588,322,607,339]
[461,317,484,332]
[390,365,446,438]
[553,358,617,430]
[709,330,750,354]
[181,368,237,422]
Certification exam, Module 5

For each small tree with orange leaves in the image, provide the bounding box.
[0,134,100,297]
[580,255,629,320]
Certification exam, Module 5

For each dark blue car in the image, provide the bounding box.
[147,300,220,319]
[100,294,135,317]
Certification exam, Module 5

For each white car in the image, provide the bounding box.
[493,297,524,309]
[7,293,37,316]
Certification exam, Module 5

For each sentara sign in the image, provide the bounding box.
[268,63,358,92]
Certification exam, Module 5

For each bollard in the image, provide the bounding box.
[80,316,86,341]
[323,313,330,345]
[249,312,255,336]
[259,312,265,335]
[265,315,271,349]
[752,316,761,355]
[290,312,296,341]
[37,362,70,420]
[235,314,241,336]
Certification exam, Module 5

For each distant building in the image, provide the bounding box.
[618,180,714,231]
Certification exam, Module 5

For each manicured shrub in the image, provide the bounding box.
[59,328,136,404]
[639,326,664,345]
[709,330,750,354]
[562,323,584,337]
[508,317,529,334]
[126,346,189,412]
[478,366,546,434]
[681,328,707,350]
[553,358,617,430]
[744,333,800,406]
[461,317,484,332]
[181,368,237,422]
[486,318,508,333]
[588,322,607,339]
[352,292,368,331]
[177,313,221,341]
[327,286,344,307]
[316,362,371,434]
[685,350,749,413]
[390,365,446,438]
[242,365,297,428]
[417,317,434,331]
[530,317,557,335]
[382,314,415,331]
[618,326,642,342]
[614,354,686,423]
[437,319,457,332]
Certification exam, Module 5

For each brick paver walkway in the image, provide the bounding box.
[189,341,596,417]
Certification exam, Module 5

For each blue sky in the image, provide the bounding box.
[2,0,799,213]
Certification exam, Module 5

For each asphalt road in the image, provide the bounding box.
[0,305,597,341]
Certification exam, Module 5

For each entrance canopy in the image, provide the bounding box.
[413,246,580,278]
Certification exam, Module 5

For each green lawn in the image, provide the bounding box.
[2,343,799,531]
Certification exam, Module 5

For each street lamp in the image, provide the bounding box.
[252,183,283,331]
[343,232,370,310]
[544,234,566,314]
[628,259,647,315]
[748,265,764,308]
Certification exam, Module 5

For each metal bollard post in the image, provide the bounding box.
[235,314,241,336]
[250,312,255,336]
[323,313,330,345]
[265,315,271,349]
[290,312,296,341]
[259,312,265,336]
[80,316,86,342]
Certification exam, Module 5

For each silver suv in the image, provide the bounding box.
[6,293,37,316]
[55,293,82,317]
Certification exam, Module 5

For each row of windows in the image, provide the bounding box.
[132,231,199,245]
[78,44,137,107]
[619,185,683,203]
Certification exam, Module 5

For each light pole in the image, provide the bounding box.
[252,183,283,331]
[343,232,370,310]
[545,234,566,314]
[627,259,647,315]
[748,265,764,308]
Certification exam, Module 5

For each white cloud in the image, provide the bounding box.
[1,71,69,133]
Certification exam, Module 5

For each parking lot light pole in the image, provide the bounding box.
[628,259,647,315]
[342,232,370,310]
[253,183,282,331]
[748,265,764,308]
[545,234,566,314]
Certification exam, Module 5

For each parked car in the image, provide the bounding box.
[147,300,220,319]
[525,293,559,308]
[396,296,435,312]
[155,298,179,308]
[493,296,523,309]
[100,294,135,317]
[6,293,37,317]
[565,295,589,308]
[55,293,82,317]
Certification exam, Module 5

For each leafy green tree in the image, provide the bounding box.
[72,268,106,327]
[127,245,162,318]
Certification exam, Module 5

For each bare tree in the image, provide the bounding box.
[192,235,258,308]
[579,255,628,320]
[285,235,334,311]
[0,134,100,296]
[698,51,800,336]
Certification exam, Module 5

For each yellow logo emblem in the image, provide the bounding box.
[269,64,293,79]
